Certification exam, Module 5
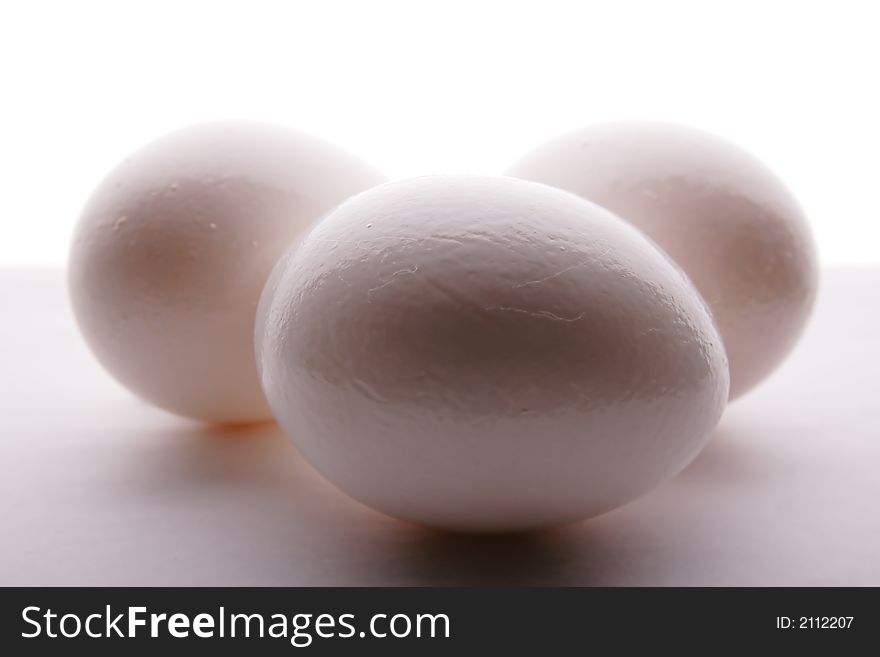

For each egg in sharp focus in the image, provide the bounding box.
[256,174,729,532]
[507,121,818,400]
[68,121,385,423]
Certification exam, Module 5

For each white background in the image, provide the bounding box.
[1,0,878,266]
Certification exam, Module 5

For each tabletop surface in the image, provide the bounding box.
[1,268,878,586]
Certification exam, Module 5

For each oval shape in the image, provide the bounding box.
[507,121,819,399]
[69,121,384,423]
[258,175,729,531]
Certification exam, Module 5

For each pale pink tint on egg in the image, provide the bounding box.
[257,175,729,532]
[69,121,384,423]
[507,122,818,400]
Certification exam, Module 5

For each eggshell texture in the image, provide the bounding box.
[258,175,729,531]
[69,121,384,423]
[507,121,818,399]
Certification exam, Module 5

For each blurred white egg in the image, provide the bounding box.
[507,121,818,399]
[69,121,384,423]
[257,175,729,531]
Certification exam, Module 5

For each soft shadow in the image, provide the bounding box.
[118,420,316,496]
[107,418,663,586]
[678,423,773,486]
[385,521,615,586]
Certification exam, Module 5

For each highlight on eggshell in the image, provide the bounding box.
[507,121,818,400]
[256,175,730,532]
[68,120,385,423]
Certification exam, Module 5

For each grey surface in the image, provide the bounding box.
[0,268,878,586]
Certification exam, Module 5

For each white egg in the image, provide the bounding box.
[507,121,818,399]
[69,121,384,423]
[257,175,729,531]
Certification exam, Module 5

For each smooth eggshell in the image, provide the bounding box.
[507,121,818,399]
[258,175,729,531]
[69,121,384,423]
